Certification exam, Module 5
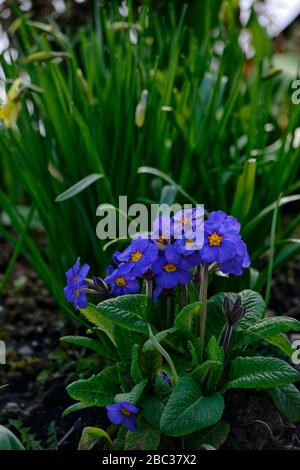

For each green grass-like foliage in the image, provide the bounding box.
[1,1,300,308]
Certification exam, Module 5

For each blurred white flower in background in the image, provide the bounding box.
[241,0,300,37]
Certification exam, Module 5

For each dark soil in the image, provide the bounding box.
[1,237,300,450]
[224,390,300,450]
[269,256,300,318]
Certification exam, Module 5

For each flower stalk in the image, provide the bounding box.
[145,270,153,297]
[199,263,209,360]
[222,295,245,357]
[182,284,188,306]
[166,293,172,328]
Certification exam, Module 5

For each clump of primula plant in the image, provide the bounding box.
[62,209,300,450]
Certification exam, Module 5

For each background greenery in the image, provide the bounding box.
[0,0,300,313]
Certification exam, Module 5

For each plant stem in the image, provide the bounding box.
[182,284,188,306]
[222,324,233,358]
[194,265,201,291]
[166,293,172,328]
[145,271,153,297]
[199,263,209,361]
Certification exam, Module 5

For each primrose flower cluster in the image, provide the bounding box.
[64,209,250,310]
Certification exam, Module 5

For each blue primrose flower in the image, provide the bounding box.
[104,264,140,296]
[173,238,203,267]
[113,238,158,276]
[219,239,250,276]
[200,210,250,276]
[152,244,192,299]
[152,215,173,245]
[106,402,139,431]
[64,257,90,309]
[172,207,204,241]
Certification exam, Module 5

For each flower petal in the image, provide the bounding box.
[123,415,137,431]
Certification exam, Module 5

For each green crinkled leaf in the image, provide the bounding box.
[96,295,155,333]
[113,427,127,450]
[78,427,113,450]
[67,365,120,406]
[249,316,300,336]
[269,384,300,422]
[144,325,177,382]
[192,359,223,394]
[186,420,230,450]
[206,296,227,341]
[62,402,92,418]
[115,380,147,405]
[80,305,115,345]
[60,335,118,359]
[131,344,143,384]
[114,326,140,364]
[206,336,224,363]
[60,335,104,353]
[0,425,25,450]
[233,290,266,331]
[154,373,173,399]
[188,282,199,303]
[160,376,224,436]
[140,348,163,381]
[188,340,200,369]
[141,396,165,429]
[192,360,221,382]
[223,356,300,392]
[172,353,192,376]
[175,302,201,330]
[234,317,300,349]
[125,424,161,450]
[143,327,178,353]
[265,334,293,357]
[206,290,265,341]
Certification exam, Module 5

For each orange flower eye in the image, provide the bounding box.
[181,216,190,226]
[208,231,224,247]
[131,250,143,262]
[163,263,177,273]
[116,276,127,286]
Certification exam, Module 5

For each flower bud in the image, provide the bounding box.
[93,276,110,298]
[223,295,245,326]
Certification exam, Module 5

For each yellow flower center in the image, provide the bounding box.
[131,250,143,263]
[158,235,166,244]
[181,216,191,226]
[163,263,177,273]
[208,231,224,247]
[116,276,127,286]
[121,408,131,417]
[72,275,78,282]
[75,289,79,297]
